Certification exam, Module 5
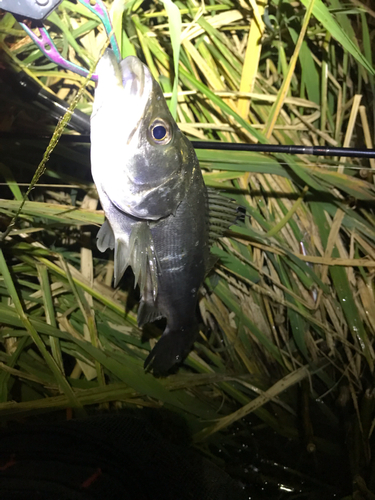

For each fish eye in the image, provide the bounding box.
[153,125,166,140]
[149,119,171,145]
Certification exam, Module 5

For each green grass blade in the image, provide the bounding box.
[0,249,84,412]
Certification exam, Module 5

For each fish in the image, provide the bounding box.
[90,50,237,373]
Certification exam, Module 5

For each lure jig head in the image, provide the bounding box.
[0,0,120,80]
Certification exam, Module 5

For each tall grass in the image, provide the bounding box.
[0,0,375,496]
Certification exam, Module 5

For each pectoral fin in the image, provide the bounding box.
[112,222,159,296]
[113,235,131,287]
[97,220,115,252]
[96,203,159,296]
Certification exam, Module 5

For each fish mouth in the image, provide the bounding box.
[119,56,151,146]
[120,56,146,98]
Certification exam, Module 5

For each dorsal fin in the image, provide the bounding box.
[207,188,240,245]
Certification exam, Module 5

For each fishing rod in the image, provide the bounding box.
[191,142,375,158]
[1,128,375,160]
[1,0,374,160]
[1,68,375,160]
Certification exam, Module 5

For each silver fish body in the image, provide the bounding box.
[142,163,210,371]
[91,50,210,373]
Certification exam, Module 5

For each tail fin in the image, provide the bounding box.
[144,324,199,375]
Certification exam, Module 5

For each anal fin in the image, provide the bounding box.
[126,222,159,298]
[113,235,131,287]
[137,300,163,327]
[206,253,219,274]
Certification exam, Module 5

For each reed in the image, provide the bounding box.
[0,0,374,496]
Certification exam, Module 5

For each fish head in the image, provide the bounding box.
[91,50,195,220]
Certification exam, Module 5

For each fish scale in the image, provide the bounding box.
[151,168,209,298]
[141,164,210,372]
